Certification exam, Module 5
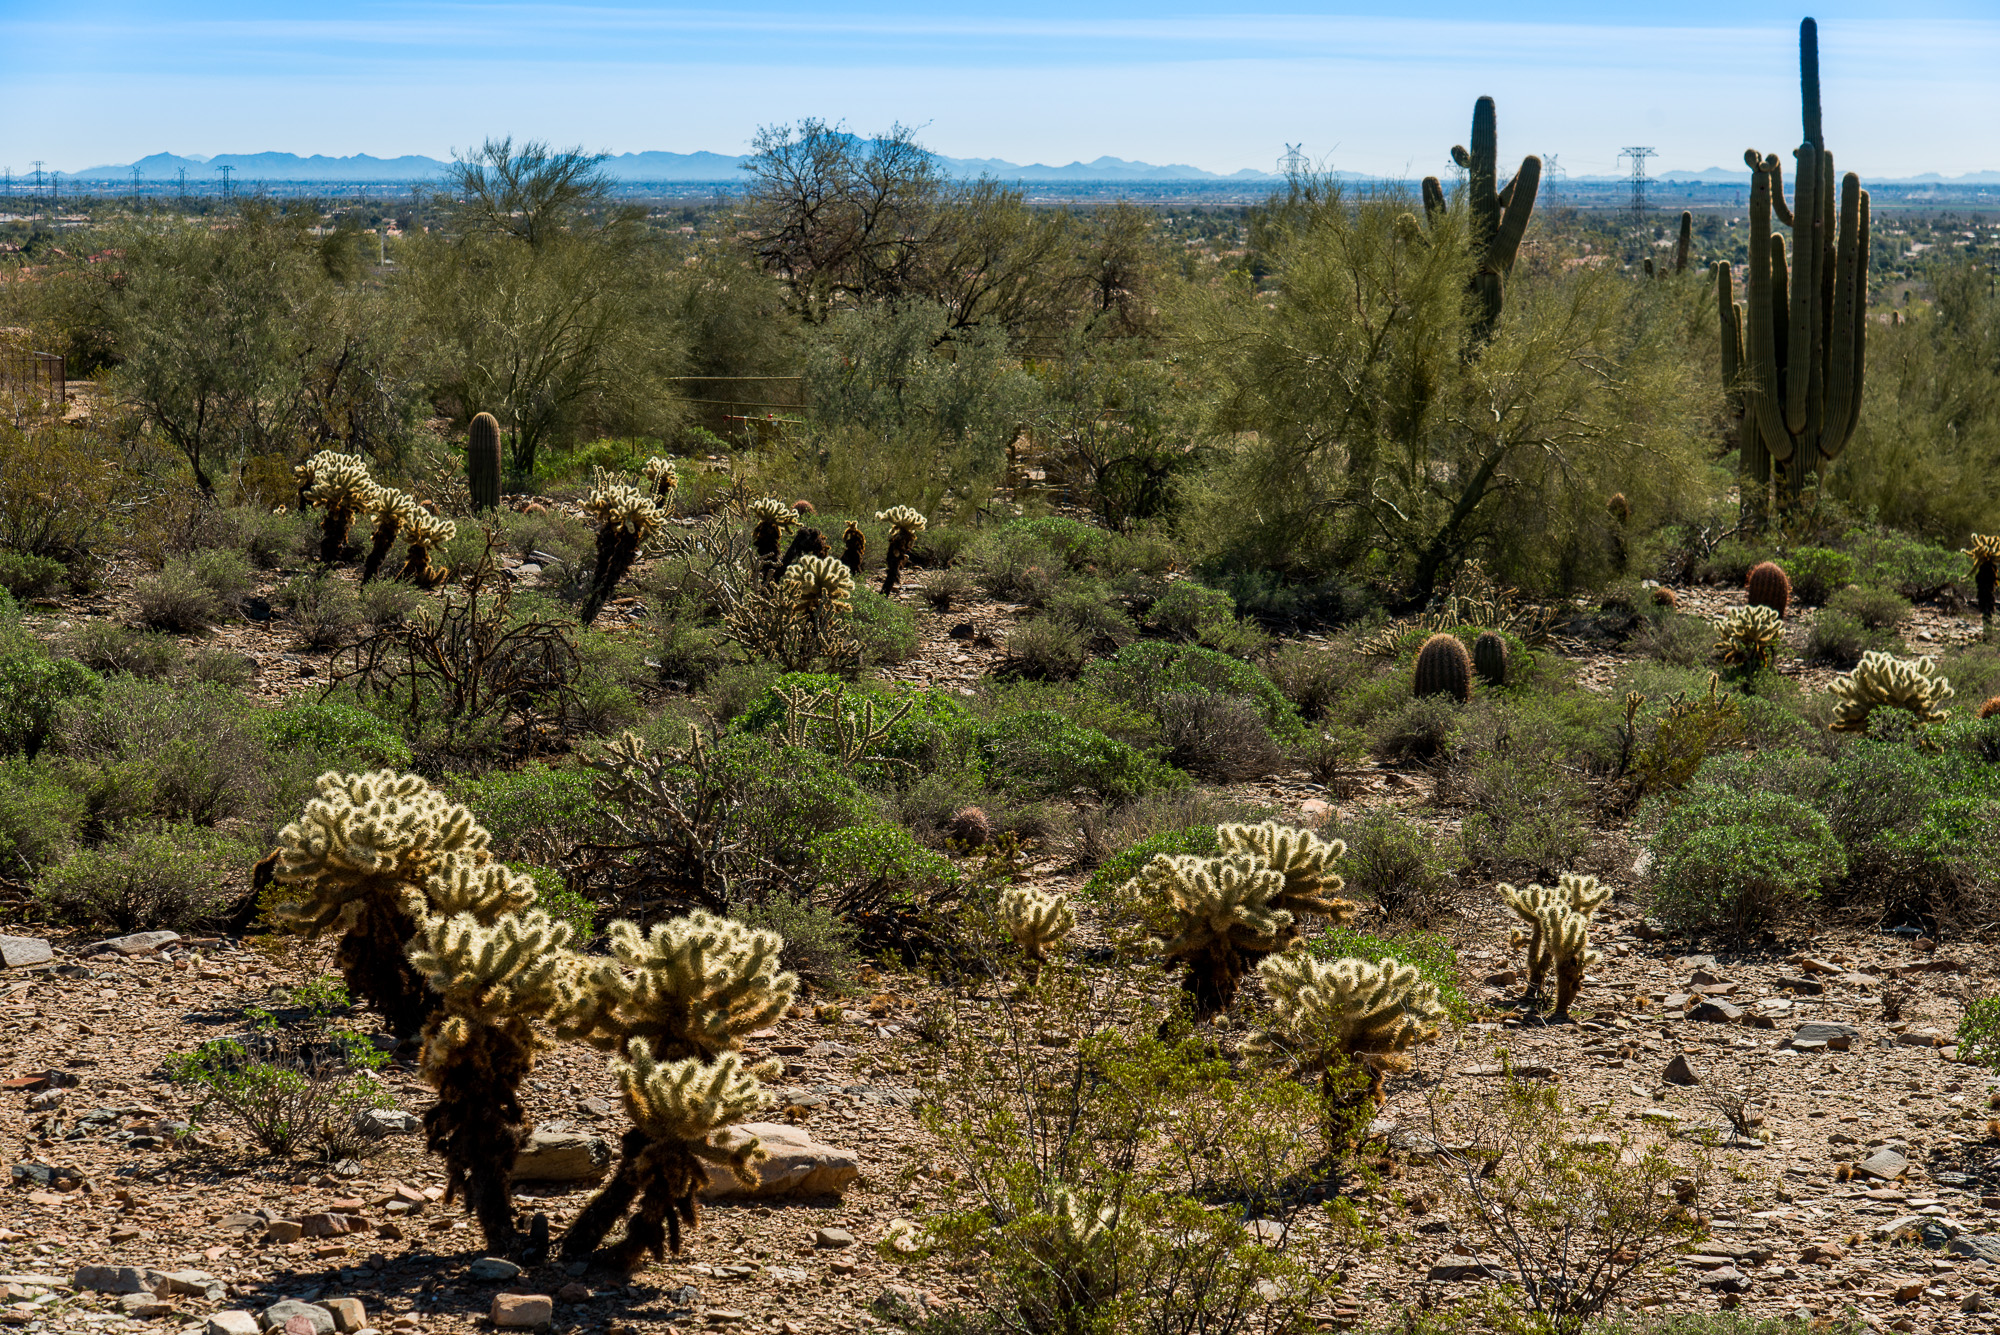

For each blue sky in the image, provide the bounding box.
[4,2,1996,178]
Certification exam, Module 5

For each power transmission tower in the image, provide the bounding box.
[177,167,188,207]
[1619,146,1656,227]
[1541,153,1565,207]
[1278,142,1307,178]
[29,161,45,201]
[217,164,234,201]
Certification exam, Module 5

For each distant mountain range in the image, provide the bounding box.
[65,149,1282,184]
[57,150,2000,187]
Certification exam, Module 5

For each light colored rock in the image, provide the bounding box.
[322,1299,365,1333]
[0,936,52,969]
[264,1220,304,1244]
[353,1110,420,1137]
[73,1265,164,1295]
[261,1301,334,1335]
[698,1122,859,1198]
[94,931,180,956]
[1949,1235,2000,1264]
[208,1312,260,1335]
[510,1131,610,1183]
[1856,1148,1909,1182]
[121,1293,172,1317]
[491,1295,552,1329]
[467,1258,520,1282]
[813,1228,855,1249]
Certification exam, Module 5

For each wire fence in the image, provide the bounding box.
[0,349,64,409]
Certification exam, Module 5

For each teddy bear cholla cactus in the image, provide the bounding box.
[748,497,798,574]
[1500,873,1610,1004]
[1248,954,1445,1106]
[1215,822,1361,938]
[399,510,456,588]
[557,912,797,1268]
[300,450,375,563]
[1712,604,1783,670]
[407,897,578,1251]
[1124,852,1292,1020]
[1534,902,1600,1018]
[362,486,420,584]
[1829,651,1953,733]
[274,770,492,1036]
[999,886,1074,983]
[642,456,679,501]
[875,505,926,594]
[581,480,665,625]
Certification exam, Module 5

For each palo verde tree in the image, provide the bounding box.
[1174,170,1712,598]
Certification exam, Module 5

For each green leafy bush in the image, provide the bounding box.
[1368,694,1463,762]
[133,550,252,631]
[1330,809,1464,923]
[1956,995,2000,1072]
[805,822,960,912]
[164,997,391,1157]
[518,866,598,941]
[1002,617,1089,680]
[1783,546,1854,605]
[0,759,85,881]
[980,711,1187,801]
[999,516,1108,571]
[0,552,65,599]
[1149,580,1237,640]
[37,821,259,930]
[1804,610,1882,668]
[969,527,1065,604]
[1082,824,1219,899]
[1040,582,1137,651]
[728,892,862,985]
[1646,787,1846,940]
[279,571,363,650]
[451,763,601,860]
[51,677,275,828]
[0,652,102,758]
[849,585,918,665]
[1083,641,1306,743]
[1827,583,1911,631]
[256,699,412,770]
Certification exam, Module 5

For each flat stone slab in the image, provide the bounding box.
[1856,1148,1909,1182]
[0,935,52,969]
[93,931,180,956]
[699,1122,859,1199]
[1792,1022,1859,1049]
[511,1130,611,1182]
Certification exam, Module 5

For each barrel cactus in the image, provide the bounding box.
[1746,561,1792,617]
[1828,651,1952,733]
[1413,633,1472,703]
[1473,631,1509,688]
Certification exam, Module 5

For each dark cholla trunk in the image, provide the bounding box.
[422,1020,535,1253]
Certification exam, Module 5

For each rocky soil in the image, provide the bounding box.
[5,524,2000,1334]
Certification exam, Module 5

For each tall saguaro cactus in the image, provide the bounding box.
[1420,96,1541,341]
[1721,17,1870,520]
[468,412,503,512]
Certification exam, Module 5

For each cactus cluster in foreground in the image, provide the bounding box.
[1828,651,1952,733]
[1249,954,1446,1106]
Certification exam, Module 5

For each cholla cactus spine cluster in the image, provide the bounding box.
[581,480,666,625]
[1500,873,1610,1002]
[999,886,1075,982]
[300,451,375,563]
[748,497,798,575]
[1124,851,1291,1018]
[1250,954,1446,1105]
[1534,902,1600,1017]
[1713,604,1784,670]
[399,510,456,589]
[564,912,799,1062]
[642,456,679,501]
[782,553,855,615]
[362,486,419,584]
[1214,821,1361,932]
[875,505,926,594]
[1828,650,1953,733]
[274,769,490,1036]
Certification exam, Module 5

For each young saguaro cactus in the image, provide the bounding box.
[1414,633,1473,703]
[1249,954,1446,1107]
[875,505,927,595]
[1214,821,1360,936]
[1828,650,1953,734]
[1124,852,1292,1020]
[999,885,1075,984]
[468,413,503,512]
[407,901,577,1251]
[557,910,796,1267]
[272,769,491,1036]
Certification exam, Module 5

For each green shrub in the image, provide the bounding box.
[1957,995,2000,1073]
[1265,642,1362,721]
[1827,583,1910,631]
[164,1011,390,1157]
[0,552,65,599]
[132,550,251,631]
[1629,613,1713,668]
[256,699,412,771]
[187,647,255,688]
[1329,809,1464,923]
[1784,546,1853,605]
[61,623,184,679]
[1041,582,1137,651]
[1003,617,1089,680]
[1843,528,1963,603]
[0,652,102,758]
[1646,787,1846,941]
[1305,925,1470,1023]
[1083,641,1306,743]
[279,571,363,650]
[1458,752,1591,879]
[969,527,1065,604]
[1368,693,1463,762]
[849,585,918,665]
[358,580,421,628]
[0,758,85,880]
[52,677,275,828]
[999,516,1108,571]
[1150,580,1235,639]
[728,892,862,985]
[1082,824,1219,899]
[979,711,1187,801]
[450,764,601,860]
[909,525,974,569]
[37,821,258,930]
[1804,610,1879,667]
[805,821,960,913]
[518,865,598,941]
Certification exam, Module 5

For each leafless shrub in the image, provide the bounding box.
[1159,691,1284,780]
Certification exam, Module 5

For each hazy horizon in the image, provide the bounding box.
[5,3,1998,181]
